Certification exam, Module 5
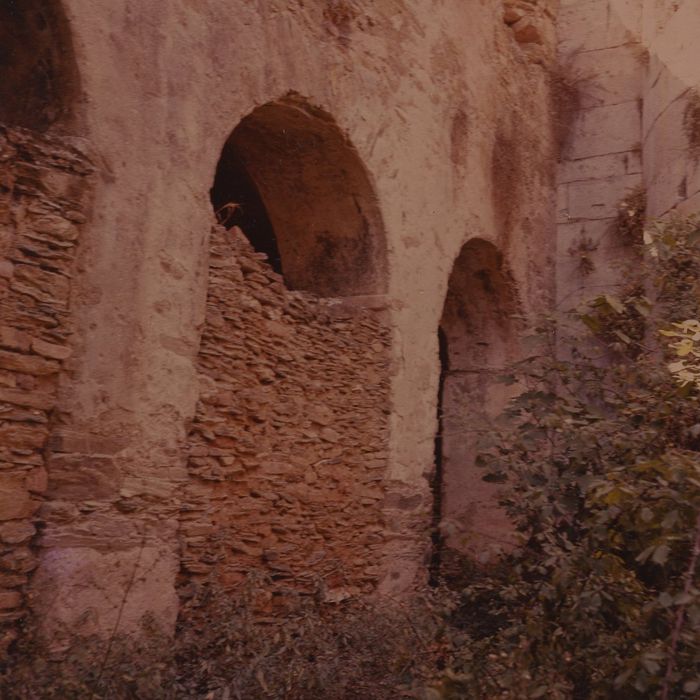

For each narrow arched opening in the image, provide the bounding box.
[0,0,79,130]
[434,239,520,579]
[211,96,387,297]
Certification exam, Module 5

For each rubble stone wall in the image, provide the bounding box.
[180,225,391,603]
[0,125,93,652]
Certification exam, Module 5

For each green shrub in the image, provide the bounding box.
[438,215,700,699]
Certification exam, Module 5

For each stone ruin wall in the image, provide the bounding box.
[0,125,93,653]
[555,0,645,309]
[181,225,391,604]
[0,0,561,649]
[556,0,700,308]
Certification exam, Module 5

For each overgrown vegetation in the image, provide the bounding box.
[437,214,700,699]
[612,185,646,246]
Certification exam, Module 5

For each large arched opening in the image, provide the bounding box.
[0,0,79,130]
[181,97,390,600]
[211,95,387,297]
[433,239,521,579]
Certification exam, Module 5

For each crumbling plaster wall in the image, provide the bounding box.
[23,0,557,641]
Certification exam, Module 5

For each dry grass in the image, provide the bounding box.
[1,578,451,700]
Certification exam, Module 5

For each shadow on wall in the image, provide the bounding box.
[211,95,387,297]
[0,0,80,131]
[434,239,522,578]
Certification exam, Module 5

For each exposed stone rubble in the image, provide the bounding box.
[503,0,558,57]
[180,225,391,607]
[0,125,93,653]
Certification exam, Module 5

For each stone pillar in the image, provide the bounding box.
[0,125,93,654]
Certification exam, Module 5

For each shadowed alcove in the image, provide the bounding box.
[0,0,79,130]
[211,96,387,297]
[433,239,521,577]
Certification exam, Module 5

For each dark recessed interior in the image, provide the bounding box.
[211,144,282,275]
[0,0,77,130]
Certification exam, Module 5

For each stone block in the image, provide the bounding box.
[0,475,33,521]
[512,17,543,44]
[646,159,689,218]
[0,590,22,610]
[0,422,48,449]
[567,172,642,220]
[559,0,641,54]
[0,547,36,574]
[503,3,527,26]
[46,454,121,501]
[0,521,36,544]
[30,545,179,642]
[568,43,643,109]
[557,184,569,223]
[0,349,60,376]
[559,151,641,184]
[0,326,31,352]
[31,215,79,242]
[0,573,27,588]
[31,338,72,361]
[25,467,48,494]
[677,188,700,217]
[645,104,694,215]
[569,101,641,160]
[643,57,688,137]
[47,429,125,455]
[557,218,613,257]
[10,265,70,308]
[0,386,54,410]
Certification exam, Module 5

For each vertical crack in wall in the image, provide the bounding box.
[428,327,448,585]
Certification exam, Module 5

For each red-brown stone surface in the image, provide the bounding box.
[0,125,93,653]
[180,226,391,605]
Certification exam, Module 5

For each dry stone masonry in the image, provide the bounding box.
[0,125,93,653]
[180,225,391,606]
